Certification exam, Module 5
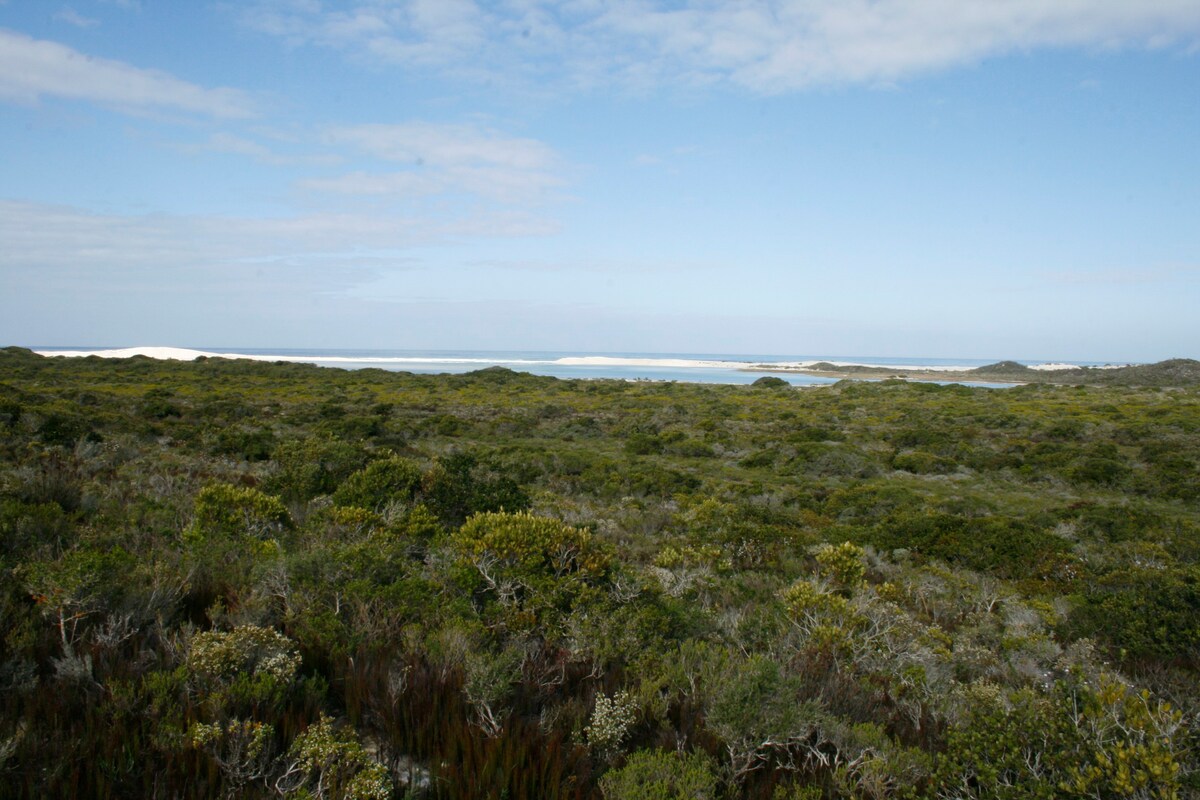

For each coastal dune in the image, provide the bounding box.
[34,348,741,371]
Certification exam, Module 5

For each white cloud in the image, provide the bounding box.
[0,199,558,278]
[198,132,277,159]
[310,122,567,203]
[0,28,255,117]
[300,171,446,197]
[239,0,1200,91]
[242,0,488,68]
[54,8,99,28]
[0,198,564,345]
[325,122,559,170]
[175,132,341,166]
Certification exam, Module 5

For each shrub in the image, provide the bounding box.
[215,427,276,462]
[814,541,867,589]
[892,450,955,474]
[599,749,719,800]
[332,456,422,511]
[37,413,97,446]
[276,715,390,800]
[586,690,637,760]
[187,624,301,687]
[185,483,290,544]
[268,436,367,502]
[625,433,663,456]
[452,511,610,585]
[421,452,530,526]
[451,511,612,632]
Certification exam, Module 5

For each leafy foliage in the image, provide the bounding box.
[0,348,1196,799]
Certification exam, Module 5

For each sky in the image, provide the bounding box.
[1,1,1198,361]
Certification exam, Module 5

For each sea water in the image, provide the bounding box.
[36,347,1034,387]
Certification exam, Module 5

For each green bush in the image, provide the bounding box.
[1071,565,1200,660]
[214,427,275,461]
[892,449,955,474]
[268,435,367,502]
[451,511,611,631]
[625,433,663,456]
[599,749,719,800]
[421,452,530,525]
[332,456,422,510]
[185,483,290,544]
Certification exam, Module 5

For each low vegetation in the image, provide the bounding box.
[0,346,1197,798]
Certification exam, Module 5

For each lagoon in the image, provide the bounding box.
[32,346,1094,388]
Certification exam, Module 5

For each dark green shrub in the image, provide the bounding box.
[1070,565,1200,660]
[37,413,97,446]
[892,449,955,474]
[268,436,367,502]
[332,457,422,510]
[667,438,714,458]
[140,388,181,420]
[1069,456,1131,487]
[215,427,276,461]
[421,452,530,526]
[625,433,662,456]
[0,499,71,558]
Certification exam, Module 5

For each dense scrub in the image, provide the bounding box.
[0,346,1197,798]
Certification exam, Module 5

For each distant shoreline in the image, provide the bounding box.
[743,364,1029,385]
[742,358,1200,388]
[25,347,1200,388]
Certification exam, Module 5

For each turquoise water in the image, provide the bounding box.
[36,347,1046,387]
[200,349,1008,386]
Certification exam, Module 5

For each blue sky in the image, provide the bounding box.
[1,1,1198,361]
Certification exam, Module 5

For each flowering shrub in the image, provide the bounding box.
[187,719,275,791]
[450,511,612,631]
[815,541,867,589]
[586,690,637,760]
[185,483,290,545]
[187,624,301,688]
[276,714,390,800]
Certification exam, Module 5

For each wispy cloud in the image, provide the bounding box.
[53,8,99,28]
[175,132,341,166]
[300,171,446,197]
[238,0,1200,92]
[307,122,567,203]
[0,199,558,278]
[0,28,255,117]
[242,0,489,69]
[325,122,559,171]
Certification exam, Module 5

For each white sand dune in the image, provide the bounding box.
[753,360,971,372]
[555,356,732,369]
[35,346,271,361]
[33,347,529,365]
[1028,362,1131,371]
[33,348,742,370]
